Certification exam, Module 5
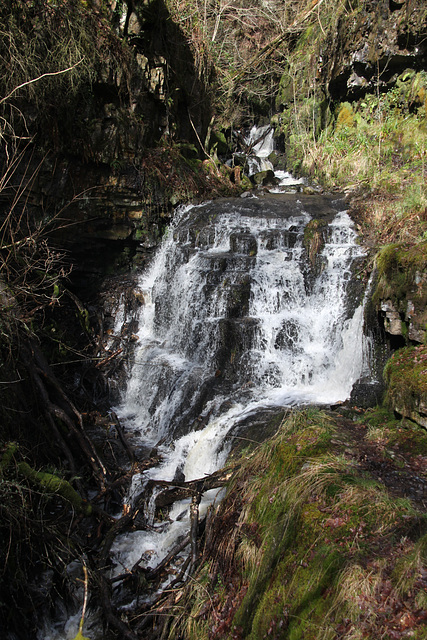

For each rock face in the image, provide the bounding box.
[384,345,427,428]
[380,296,427,344]
[9,0,218,290]
[372,242,427,427]
[321,0,427,100]
[67,0,211,163]
[374,243,427,347]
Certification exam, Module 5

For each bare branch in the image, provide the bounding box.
[0,59,85,106]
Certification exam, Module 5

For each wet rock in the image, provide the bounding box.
[230,232,257,255]
[302,185,323,195]
[251,169,277,186]
[349,381,384,408]
[381,299,403,335]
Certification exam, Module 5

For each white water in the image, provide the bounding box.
[244,126,307,193]
[272,169,306,191]
[245,124,275,175]
[41,131,371,639]
[108,196,369,590]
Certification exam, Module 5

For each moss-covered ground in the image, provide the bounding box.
[163,408,427,640]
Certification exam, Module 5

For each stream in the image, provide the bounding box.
[109,191,372,607]
[42,128,374,639]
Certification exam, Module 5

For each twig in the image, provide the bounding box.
[95,349,123,369]
[0,60,85,105]
[109,410,136,464]
[77,562,89,636]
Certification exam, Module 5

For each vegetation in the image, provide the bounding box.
[164,0,427,249]
[158,409,427,639]
[285,78,427,247]
[0,0,130,152]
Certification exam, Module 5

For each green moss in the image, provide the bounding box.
[384,345,427,416]
[209,130,229,155]
[0,442,18,472]
[359,406,427,453]
[286,548,342,640]
[17,462,92,515]
[298,24,316,47]
[360,406,398,429]
[233,511,297,636]
[247,544,342,640]
[172,404,427,639]
[373,242,427,308]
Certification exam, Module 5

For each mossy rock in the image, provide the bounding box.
[276,71,294,107]
[209,130,230,156]
[384,345,427,427]
[251,169,276,186]
[374,242,427,311]
[303,218,328,266]
[18,462,92,515]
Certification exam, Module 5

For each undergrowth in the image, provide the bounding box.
[284,73,427,248]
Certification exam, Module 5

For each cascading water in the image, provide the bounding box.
[243,124,306,190]
[245,124,275,175]
[110,191,371,593]
[40,131,373,640]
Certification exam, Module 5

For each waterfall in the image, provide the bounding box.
[38,126,373,640]
[111,193,370,584]
[242,125,306,191]
[245,124,275,175]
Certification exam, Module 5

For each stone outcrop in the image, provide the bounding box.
[375,243,427,347]
[321,0,427,100]
[373,243,427,427]
[380,296,427,344]
[384,344,427,427]
[5,0,220,289]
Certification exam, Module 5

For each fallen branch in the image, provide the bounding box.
[142,467,232,511]
[31,368,77,475]
[189,493,201,575]
[98,572,139,640]
[146,533,191,580]
[109,410,136,464]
